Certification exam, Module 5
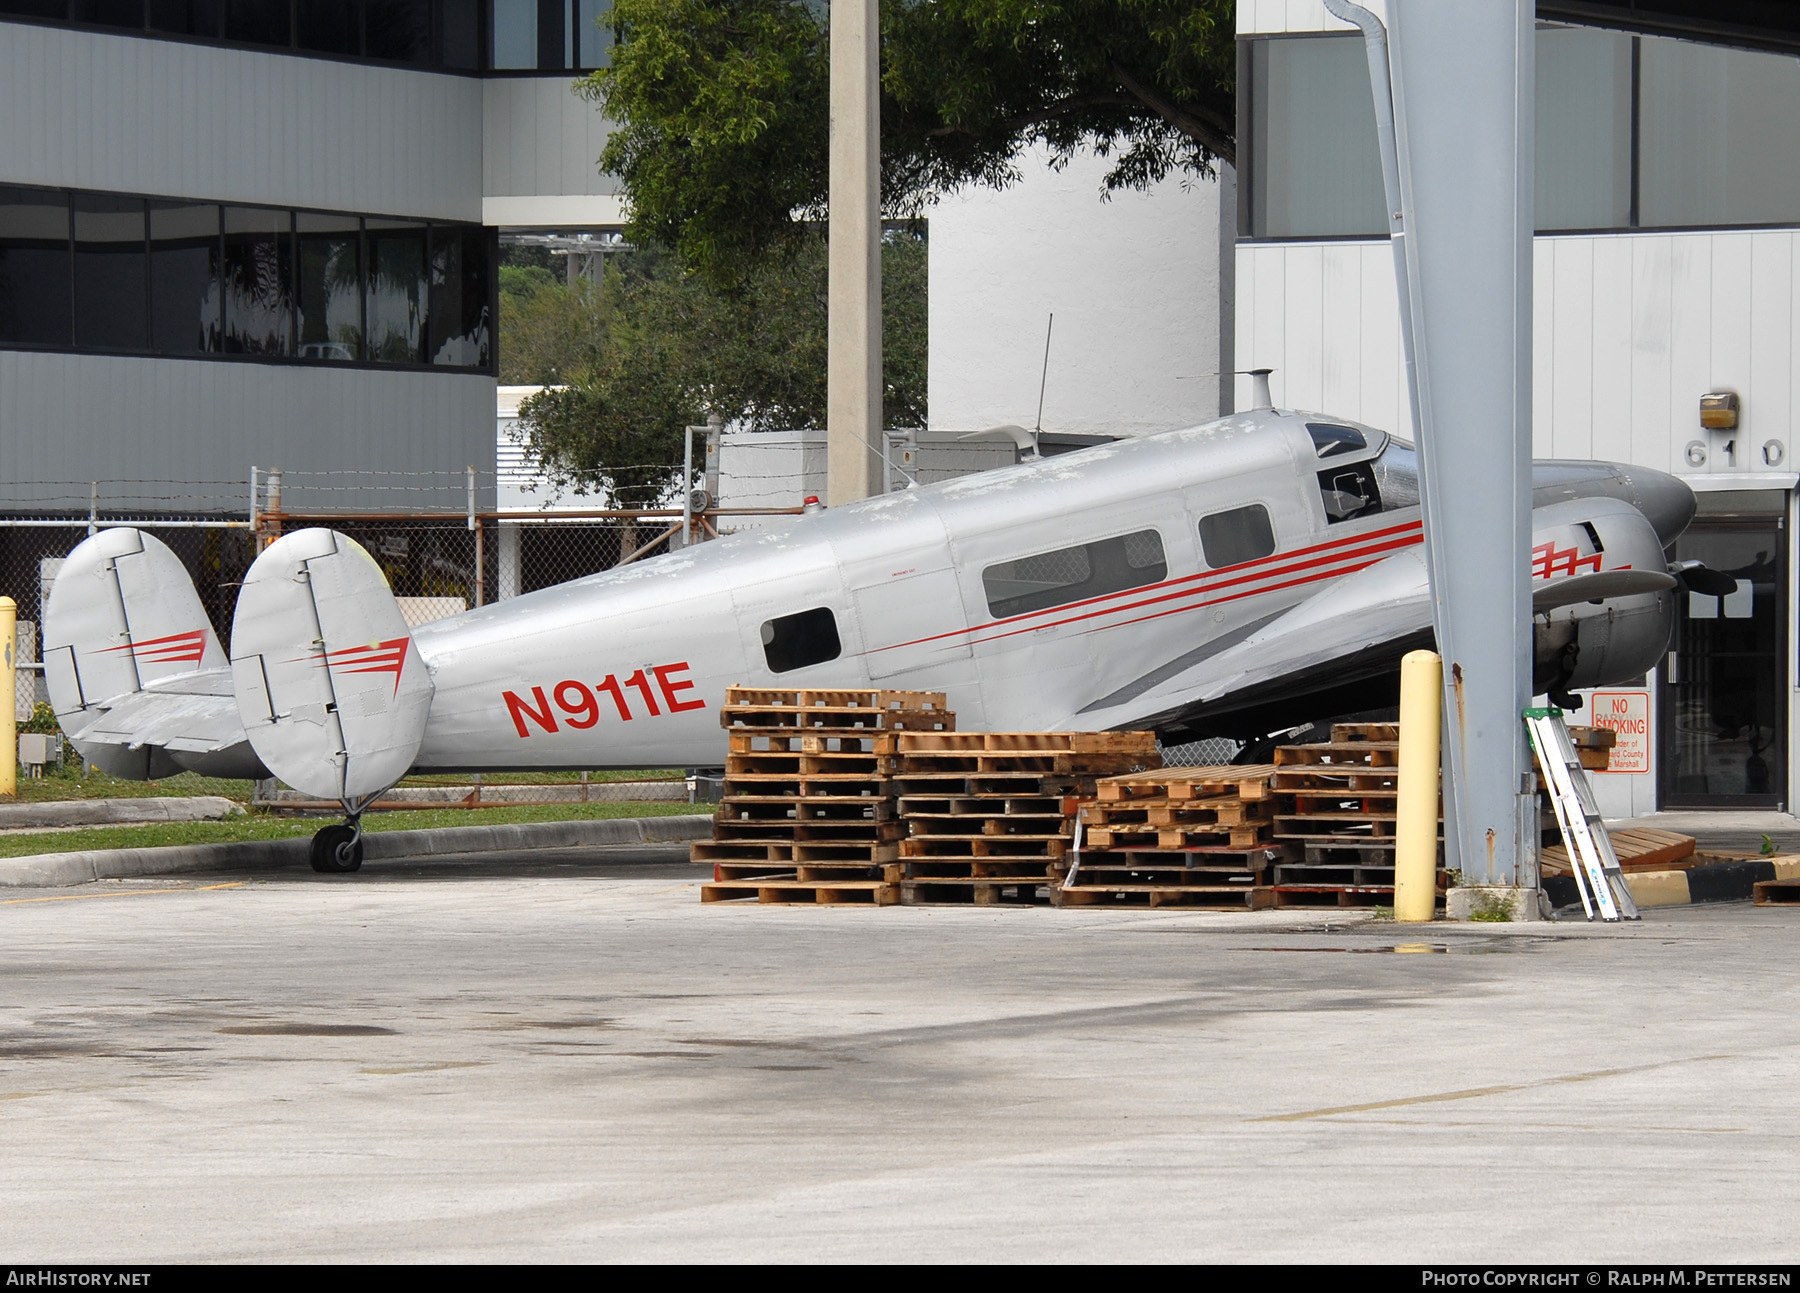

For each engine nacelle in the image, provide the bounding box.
[1530,497,1675,696]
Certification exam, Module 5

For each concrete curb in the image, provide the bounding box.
[0,796,242,829]
[0,813,714,889]
[1544,855,1800,910]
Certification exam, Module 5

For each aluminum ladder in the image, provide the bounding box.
[1524,706,1639,922]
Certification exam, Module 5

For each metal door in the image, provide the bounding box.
[1660,516,1787,808]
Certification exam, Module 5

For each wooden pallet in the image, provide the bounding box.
[901,834,1069,860]
[1539,826,1696,877]
[1051,884,1265,908]
[1087,823,1273,850]
[725,751,899,777]
[711,858,903,881]
[899,879,1046,905]
[693,839,901,865]
[1095,764,1278,803]
[1753,877,1800,906]
[1082,796,1271,828]
[719,687,954,736]
[1274,741,1400,769]
[727,731,898,755]
[702,878,901,905]
[1260,884,1397,909]
[712,819,906,844]
[718,795,897,822]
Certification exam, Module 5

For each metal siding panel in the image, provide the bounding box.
[1552,237,1594,459]
[0,25,479,220]
[1359,242,1404,436]
[1251,245,1287,406]
[1709,232,1754,414]
[1589,236,1635,465]
[1630,236,1676,474]
[1319,243,1362,417]
[1233,245,1256,412]
[1667,235,1713,470]
[1749,232,1794,463]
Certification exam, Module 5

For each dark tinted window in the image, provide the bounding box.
[148,0,222,35]
[1200,504,1277,569]
[71,0,144,25]
[297,212,361,362]
[296,0,360,53]
[1318,462,1383,524]
[428,226,490,368]
[365,0,430,61]
[0,0,70,18]
[225,0,289,43]
[222,206,293,355]
[73,194,147,352]
[0,187,72,347]
[366,219,427,363]
[576,0,609,68]
[1307,422,1367,458]
[761,607,841,674]
[489,0,535,68]
[149,202,220,355]
[983,530,1167,619]
[437,0,481,68]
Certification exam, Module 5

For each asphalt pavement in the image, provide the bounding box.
[2,844,1796,1263]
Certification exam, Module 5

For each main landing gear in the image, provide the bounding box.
[308,790,387,874]
[309,819,363,873]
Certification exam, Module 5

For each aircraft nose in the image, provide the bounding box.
[1623,466,1696,546]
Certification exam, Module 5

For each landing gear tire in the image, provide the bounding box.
[310,823,363,873]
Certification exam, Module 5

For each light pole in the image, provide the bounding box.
[826,0,883,505]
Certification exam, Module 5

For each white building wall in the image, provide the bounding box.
[1238,229,1800,476]
[482,78,617,200]
[0,351,496,510]
[929,146,1235,438]
[0,23,483,221]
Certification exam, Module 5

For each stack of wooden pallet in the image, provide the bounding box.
[895,731,1160,905]
[1049,765,1282,907]
[1263,723,1438,908]
[697,687,953,905]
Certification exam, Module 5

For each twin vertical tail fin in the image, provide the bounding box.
[230,529,435,804]
[43,527,239,779]
[41,526,436,798]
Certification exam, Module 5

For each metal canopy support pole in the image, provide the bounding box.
[826,0,882,506]
[1385,0,1536,885]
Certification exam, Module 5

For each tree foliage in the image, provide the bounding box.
[498,265,609,385]
[515,232,927,505]
[584,0,1235,280]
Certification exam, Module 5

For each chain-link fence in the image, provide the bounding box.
[2,470,792,808]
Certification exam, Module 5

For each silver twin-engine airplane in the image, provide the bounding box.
[43,407,1717,870]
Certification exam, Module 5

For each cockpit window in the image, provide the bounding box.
[1306,422,1368,458]
[1370,438,1421,510]
[1318,462,1382,523]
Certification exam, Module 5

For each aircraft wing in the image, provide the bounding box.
[1075,547,1435,740]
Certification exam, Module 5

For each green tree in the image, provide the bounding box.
[516,231,926,503]
[498,265,609,385]
[584,0,1235,281]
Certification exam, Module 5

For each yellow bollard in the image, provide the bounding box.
[1394,648,1442,922]
[0,596,14,799]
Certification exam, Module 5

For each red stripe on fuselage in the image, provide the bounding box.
[867,520,1425,655]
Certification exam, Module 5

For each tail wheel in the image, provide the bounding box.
[309,823,363,873]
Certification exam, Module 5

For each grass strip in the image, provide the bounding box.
[0,802,701,860]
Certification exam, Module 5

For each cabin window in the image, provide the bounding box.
[982,530,1167,619]
[1306,422,1367,458]
[1199,504,1278,569]
[761,607,841,673]
[1318,462,1383,524]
